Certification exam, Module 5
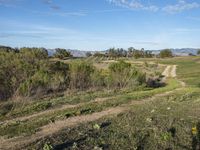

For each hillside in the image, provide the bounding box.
[1,54,200,149]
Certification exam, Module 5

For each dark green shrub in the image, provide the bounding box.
[108,60,142,88]
[159,49,173,58]
[53,48,72,59]
[18,61,70,97]
[18,70,50,96]
[91,70,107,88]
[70,61,94,90]
[49,61,70,91]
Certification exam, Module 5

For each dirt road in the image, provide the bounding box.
[162,65,177,78]
[0,97,111,125]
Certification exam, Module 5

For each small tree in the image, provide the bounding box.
[54,48,72,59]
[159,49,173,58]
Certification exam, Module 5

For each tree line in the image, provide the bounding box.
[91,48,174,58]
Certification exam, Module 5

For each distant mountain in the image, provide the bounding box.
[47,49,101,57]
[47,48,199,57]
[151,48,199,56]
[172,48,198,56]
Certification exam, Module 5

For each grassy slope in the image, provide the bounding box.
[159,56,200,87]
[2,56,200,150]
[30,87,200,150]
[25,56,200,150]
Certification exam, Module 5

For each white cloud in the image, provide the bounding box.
[162,0,200,14]
[0,0,21,7]
[107,0,159,12]
[31,10,87,17]
[107,0,200,13]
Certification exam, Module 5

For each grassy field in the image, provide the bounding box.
[158,56,200,87]
[1,56,200,150]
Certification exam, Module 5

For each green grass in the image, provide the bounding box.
[27,87,200,150]
[3,56,200,149]
[0,79,180,138]
[158,56,200,87]
[0,86,147,121]
[4,56,199,149]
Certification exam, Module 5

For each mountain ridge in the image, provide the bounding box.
[48,48,199,57]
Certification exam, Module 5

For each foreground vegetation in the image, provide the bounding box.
[0,47,161,101]
[1,46,200,150]
[30,87,200,150]
[25,55,200,150]
[0,79,180,138]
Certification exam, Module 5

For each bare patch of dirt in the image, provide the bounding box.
[162,65,171,78]
[171,65,177,77]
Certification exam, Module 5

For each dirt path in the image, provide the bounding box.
[0,107,126,150]
[171,65,177,77]
[162,65,177,78]
[162,65,171,78]
[0,97,112,125]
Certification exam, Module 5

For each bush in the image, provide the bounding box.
[159,49,173,58]
[70,61,94,90]
[53,48,72,59]
[91,69,107,88]
[18,70,50,97]
[49,61,70,91]
[0,48,71,100]
[108,61,145,88]
[146,77,164,88]
[18,61,70,97]
[0,46,159,101]
[20,47,48,59]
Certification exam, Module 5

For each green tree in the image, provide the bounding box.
[159,49,173,58]
[20,47,48,59]
[54,48,72,59]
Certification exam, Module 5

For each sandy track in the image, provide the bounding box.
[171,65,177,77]
[0,97,111,125]
[162,65,171,78]
[162,65,177,78]
[0,107,125,150]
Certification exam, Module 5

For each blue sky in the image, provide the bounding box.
[0,0,200,50]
